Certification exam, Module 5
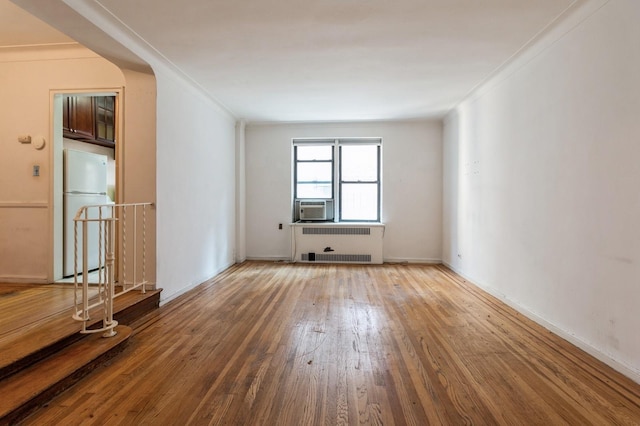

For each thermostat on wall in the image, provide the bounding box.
[33,137,46,150]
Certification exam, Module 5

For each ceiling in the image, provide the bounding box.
[3,0,578,122]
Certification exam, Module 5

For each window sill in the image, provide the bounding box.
[290,221,385,227]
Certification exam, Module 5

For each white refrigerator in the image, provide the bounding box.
[63,149,110,277]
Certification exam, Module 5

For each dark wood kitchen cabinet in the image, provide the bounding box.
[63,95,116,148]
[63,96,95,140]
[95,96,116,144]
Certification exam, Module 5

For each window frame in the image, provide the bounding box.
[293,138,381,223]
[293,142,335,200]
[338,143,381,222]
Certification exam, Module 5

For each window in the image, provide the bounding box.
[340,144,380,221]
[295,144,333,199]
[294,139,381,222]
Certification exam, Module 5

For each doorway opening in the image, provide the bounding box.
[51,89,123,283]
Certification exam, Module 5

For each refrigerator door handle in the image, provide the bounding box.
[66,191,107,195]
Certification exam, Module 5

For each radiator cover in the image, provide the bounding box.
[292,224,384,264]
[301,253,372,263]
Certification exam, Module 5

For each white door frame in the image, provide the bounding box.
[49,87,124,282]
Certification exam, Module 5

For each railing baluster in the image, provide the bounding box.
[82,211,89,325]
[133,205,137,291]
[142,205,147,294]
[122,206,127,289]
[103,215,117,337]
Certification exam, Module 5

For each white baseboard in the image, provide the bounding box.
[245,256,291,262]
[442,262,640,385]
[384,257,442,264]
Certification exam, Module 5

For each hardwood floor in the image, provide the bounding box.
[0,284,87,338]
[21,262,640,425]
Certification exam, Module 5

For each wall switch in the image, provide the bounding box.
[33,165,40,177]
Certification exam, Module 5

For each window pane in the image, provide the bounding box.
[97,122,106,138]
[341,145,378,181]
[297,183,332,199]
[297,162,332,183]
[341,183,378,221]
[296,145,332,161]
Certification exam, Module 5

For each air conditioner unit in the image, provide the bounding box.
[299,200,326,221]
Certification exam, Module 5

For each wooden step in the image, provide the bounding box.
[0,287,161,424]
[0,325,132,425]
[0,289,161,381]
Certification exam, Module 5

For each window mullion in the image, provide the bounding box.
[334,141,339,219]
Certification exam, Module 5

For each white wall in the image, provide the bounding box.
[245,121,442,262]
[443,0,640,381]
[18,1,239,302]
[155,69,236,302]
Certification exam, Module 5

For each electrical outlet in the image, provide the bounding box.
[33,165,40,177]
[278,223,283,230]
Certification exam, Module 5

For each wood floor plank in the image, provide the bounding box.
[20,262,640,425]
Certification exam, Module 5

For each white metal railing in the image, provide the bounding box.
[71,202,153,337]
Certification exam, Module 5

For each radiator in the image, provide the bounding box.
[292,224,384,264]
